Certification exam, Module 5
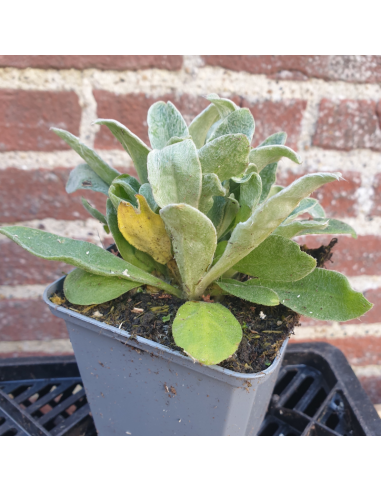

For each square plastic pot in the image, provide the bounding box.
[44,277,289,436]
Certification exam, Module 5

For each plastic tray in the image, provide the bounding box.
[0,343,380,436]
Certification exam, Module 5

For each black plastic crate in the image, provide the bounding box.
[0,343,380,436]
[259,343,381,436]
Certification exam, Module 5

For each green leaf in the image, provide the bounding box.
[259,164,278,203]
[206,93,238,119]
[199,173,227,215]
[207,108,255,144]
[51,128,120,185]
[212,240,228,265]
[257,133,287,203]
[172,302,242,365]
[166,136,192,146]
[139,183,159,213]
[216,279,279,306]
[273,220,329,239]
[81,198,107,225]
[148,101,189,150]
[66,164,109,196]
[160,204,217,298]
[299,218,357,238]
[249,268,373,322]
[258,132,287,147]
[198,134,250,181]
[207,194,240,239]
[162,314,171,322]
[189,104,220,149]
[95,119,151,184]
[106,199,153,272]
[108,174,140,210]
[147,139,202,209]
[195,172,340,296]
[268,185,284,198]
[64,268,141,306]
[234,234,316,281]
[284,198,319,223]
[0,226,182,298]
[249,145,302,173]
[235,172,262,224]
[310,202,326,218]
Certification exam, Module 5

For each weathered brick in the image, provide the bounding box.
[370,173,381,216]
[289,336,381,367]
[0,299,67,341]
[202,56,381,83]
[279,170,361,217]
[94,91,212,149]
[0,167,113,222]
[241,99,307,149]
[298,235,381,276]
[358,376,381,404]
[313,99,381,151]
[0,240,71,286]
[0,55,183,71]
[0,90,81,152]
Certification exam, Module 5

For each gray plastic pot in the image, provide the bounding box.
[44,277,288,436]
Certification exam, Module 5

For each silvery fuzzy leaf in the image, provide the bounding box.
[207,108,255,144]
[0,226,182,298]
[198,134,250,181]
[148,101,189,150]
[199,173,227,215]
[257,132,287,147]
[81,198,107,225]
[249,145,302,173]
[66,164,109,196]
[274,220,329,239]
[234,172,262,224]
[207,194,240,239]
[189,104,220,149]
[108,174,140,210]
[195,172,341,296]
[248,268,373,322]
[139,183,159,213]
[147,139,202,209]
[160,204,217,298]
[283,198,320,224]
[51,128,119,185]
[206,93,239,119]
[95,119,151,184]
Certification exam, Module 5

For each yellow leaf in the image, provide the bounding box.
[118,195,172,265]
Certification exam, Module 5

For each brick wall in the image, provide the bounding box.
[0,55,380,408]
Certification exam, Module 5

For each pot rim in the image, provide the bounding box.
[43,276,289,382]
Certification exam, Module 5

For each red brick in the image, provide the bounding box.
[370,173,381,216]
[289,336,381,367]
[0,240,71,286]
[241,99,307,149]
[94,92,213,149]
[0,55,183,71]
[0,167,115,222]
[298,235,381,276]
[0,90,81,152]
[358,376,381,404]
[0,299,67,341]
[279,170,361,217]
[202,56,381,83]
[313,99,381,151]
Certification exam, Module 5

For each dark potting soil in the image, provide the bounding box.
[51,240,338,374]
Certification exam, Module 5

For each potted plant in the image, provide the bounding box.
[0,94,372,436]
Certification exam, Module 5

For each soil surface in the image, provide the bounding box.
[51,240,337,374]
